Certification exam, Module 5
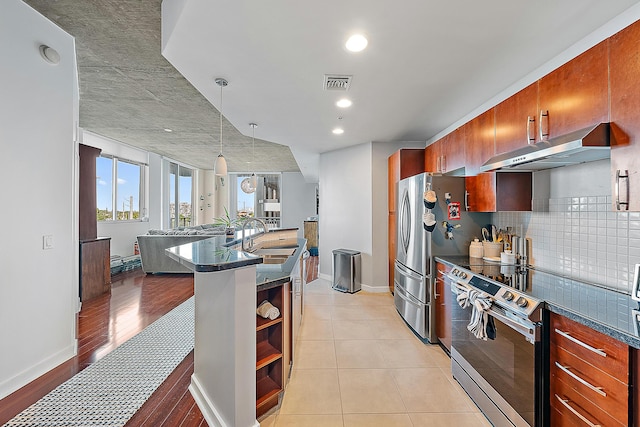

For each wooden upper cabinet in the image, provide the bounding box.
[465,172,532,212]
[426,129,465,174]
[425,140,441,173]
[495,83,539,154]
[610,19,640,211]
[538,40,609,139]
[398,149,425,180]
[388,149,423,212]
[465,109,495,176]
[442,126,466,173]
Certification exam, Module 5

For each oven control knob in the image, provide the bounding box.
[502,290,515,301]
[460,272,467,279]
[451,269,458,276]
[516,296,529,308]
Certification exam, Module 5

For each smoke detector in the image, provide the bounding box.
[323,74,352,91]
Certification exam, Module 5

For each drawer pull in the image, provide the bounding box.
[555,362,606,397]
[554,328,607,358]
[554,394,602,427]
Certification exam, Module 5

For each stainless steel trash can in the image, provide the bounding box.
[332,249,361,293]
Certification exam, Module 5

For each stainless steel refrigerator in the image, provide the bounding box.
[394,172,489,342]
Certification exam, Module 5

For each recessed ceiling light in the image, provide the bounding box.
[163,128,173,132]
[332,128,344,135]
[336,99,352,108]
[345,34,368,52]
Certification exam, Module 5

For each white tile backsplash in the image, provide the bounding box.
[494,195,640,294]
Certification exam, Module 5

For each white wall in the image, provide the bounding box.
[319,143,374,288]
[0,0,79,399]
[319,141,425,292]
[281,172,318,238]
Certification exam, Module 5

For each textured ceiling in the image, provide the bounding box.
[23,0,301,174]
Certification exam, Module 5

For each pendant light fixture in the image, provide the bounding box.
[214,78,228,176]
[240,123,258,194]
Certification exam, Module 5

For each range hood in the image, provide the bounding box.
[480,123,610,172]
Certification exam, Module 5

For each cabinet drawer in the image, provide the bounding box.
[551,345,628,424]
[551,314,629,382]
[551,376,627,427]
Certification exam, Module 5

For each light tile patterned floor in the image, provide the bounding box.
[260,279,491,427]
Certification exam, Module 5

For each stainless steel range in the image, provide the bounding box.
[448,264,547,427]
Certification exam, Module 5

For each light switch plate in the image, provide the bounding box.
[632,263,640,301]
[43,235,54,249]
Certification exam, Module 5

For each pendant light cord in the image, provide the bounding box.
[219,83,223,154]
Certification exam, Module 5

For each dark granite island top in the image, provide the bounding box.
[165,234,263,272]
[436,256,640,349]
[165,234,307,290]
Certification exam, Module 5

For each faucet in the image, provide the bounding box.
[242,217,269,251]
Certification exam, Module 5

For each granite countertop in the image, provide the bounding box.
[165,231,306,290]
[436,256,640,349]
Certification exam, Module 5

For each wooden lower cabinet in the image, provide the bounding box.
[434,262,452,352]
[256,282,290,418]
[79,237,111,301]
[549,313,631,427]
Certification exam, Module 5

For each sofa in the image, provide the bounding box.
[137,224,226,273]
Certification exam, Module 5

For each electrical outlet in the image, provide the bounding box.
[43,235,54,249]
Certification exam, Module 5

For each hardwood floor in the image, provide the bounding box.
[0,256,320,426]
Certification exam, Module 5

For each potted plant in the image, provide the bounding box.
[213,206,240,236]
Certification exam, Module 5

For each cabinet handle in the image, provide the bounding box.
[555,362,606,397]
[539,110,549,141]
[436,155,441,173]
[616,169,629,211]
[554,328,607,358]
[464,190,469,211]
[442,155,446,173]
[527,116,536,144]
[554,394,602,427]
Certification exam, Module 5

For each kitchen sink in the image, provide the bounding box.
[250,248,297,257]
[249,248,296,265]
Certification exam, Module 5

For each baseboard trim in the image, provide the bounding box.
[317,273,389,294]
[189,374,259,427]
[0,343,76,400]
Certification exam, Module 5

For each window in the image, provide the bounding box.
[230,173,281,228]
[96,155,146,221]
[168,162,193,228]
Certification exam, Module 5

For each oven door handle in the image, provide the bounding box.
[487,307,539,343]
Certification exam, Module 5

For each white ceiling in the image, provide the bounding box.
[161,0,640,181]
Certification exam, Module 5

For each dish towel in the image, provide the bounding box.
[453,284,495,340]
[257,300,280,320]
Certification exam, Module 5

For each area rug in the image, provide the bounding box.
[4,297,195,427]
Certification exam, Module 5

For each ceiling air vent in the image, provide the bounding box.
[323,74,352,91]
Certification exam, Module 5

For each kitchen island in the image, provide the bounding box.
[165,231,306,427]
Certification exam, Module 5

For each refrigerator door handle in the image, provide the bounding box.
[400,190,411,255]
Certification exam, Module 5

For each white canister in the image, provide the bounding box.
[501,250,516,265]
[469,238,483,259]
